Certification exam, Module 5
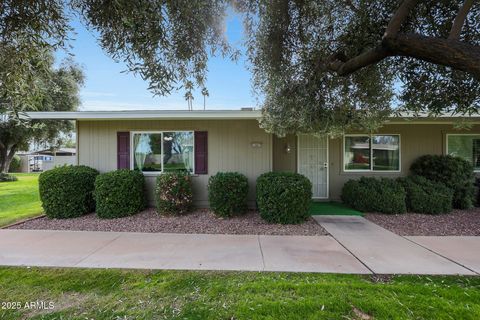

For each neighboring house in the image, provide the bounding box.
[26,110,480,207]
[18,148,77,173]
[37,148,77,156]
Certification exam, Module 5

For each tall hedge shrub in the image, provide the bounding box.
[397,176,452,214]
[410,155,475,209]
[155,171,193,215]
[256,172,312,224]
[208,172,249,217]
[341,177,406,214]
[94,169,145,218]
[39,165,99,218]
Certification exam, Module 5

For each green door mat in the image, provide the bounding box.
[309,201,363,216]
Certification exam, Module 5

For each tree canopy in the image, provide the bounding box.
[244,0,480,135]
[0,50,84,173]
[0,0,479,135]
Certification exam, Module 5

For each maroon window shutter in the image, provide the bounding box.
[117,132,130,169]
[194,131,208,174]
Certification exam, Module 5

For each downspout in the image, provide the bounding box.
[75,120,79,165]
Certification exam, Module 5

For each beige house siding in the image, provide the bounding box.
[78,119,272,207]
[270,123,480,200]
[78,119,479,206]
[272,134,297,172]
[328,123,480,200]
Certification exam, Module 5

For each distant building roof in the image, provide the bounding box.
[36,148,76,155]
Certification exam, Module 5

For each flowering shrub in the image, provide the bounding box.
[155,171,193,215]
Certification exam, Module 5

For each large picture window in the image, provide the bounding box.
[131,131,194,173]
[344,135,400,172]
[446,134,480,172]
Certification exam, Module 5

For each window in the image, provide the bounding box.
[344,136,370,170]
[446,134,480,172]
[131,131,194,173]
[344,135,400,172]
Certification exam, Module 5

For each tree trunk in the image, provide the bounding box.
[0,145,17,173]
[327,46,391,76]
[449,0,474,40]
[0,143,7,173]
[382,34,480,79]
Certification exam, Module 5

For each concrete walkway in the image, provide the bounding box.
[407,236,480,274]
[1,219,479,275]
[313,215,477,275]
[0,229,369,273]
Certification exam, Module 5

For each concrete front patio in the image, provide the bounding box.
[0,221,479,275]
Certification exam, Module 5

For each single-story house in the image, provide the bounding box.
[26,110,480,207]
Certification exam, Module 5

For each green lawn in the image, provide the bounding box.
[0,267,479,319]
[0,173,43,227]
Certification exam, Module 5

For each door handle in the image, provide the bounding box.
[323,162,328,168]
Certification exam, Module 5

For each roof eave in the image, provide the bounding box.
[24,110,263,120]
[23,110,480,122]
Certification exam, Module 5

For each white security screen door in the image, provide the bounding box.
[297,135,329,199]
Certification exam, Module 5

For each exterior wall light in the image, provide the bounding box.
[285,143,292,154]
[251,141,263,148]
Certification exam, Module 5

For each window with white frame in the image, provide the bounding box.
[131,131,194,173]
[344,134,400,172]
[446,134,480,172]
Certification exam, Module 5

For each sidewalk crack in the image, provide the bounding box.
[73,233,122,267]
[257,235,266,271]
[327,233,375,275]
[403,236,479,275]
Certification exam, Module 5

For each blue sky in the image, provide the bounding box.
[57,13,255,111]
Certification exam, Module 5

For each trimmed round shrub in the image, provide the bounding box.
[8,155,21,173]
[256,172,312,224]
[208,172,249,217]
[94,169,145,219]
[341,177,406,214]
[397,176,452,214]
[155,171,193,215]
[410,155,475,209]
[0,172,18,182]
[39,165,99,219]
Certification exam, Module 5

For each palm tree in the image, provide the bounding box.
[201,87,209,110]
[184,91,194,111]
[184,81,194,111]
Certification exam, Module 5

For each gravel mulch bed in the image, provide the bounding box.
[8,208,328,236]
[365,208,480,236]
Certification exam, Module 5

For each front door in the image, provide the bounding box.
[297,135,329,199]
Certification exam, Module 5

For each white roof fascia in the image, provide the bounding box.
[24,110,262,121]
[23,110,479,122]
